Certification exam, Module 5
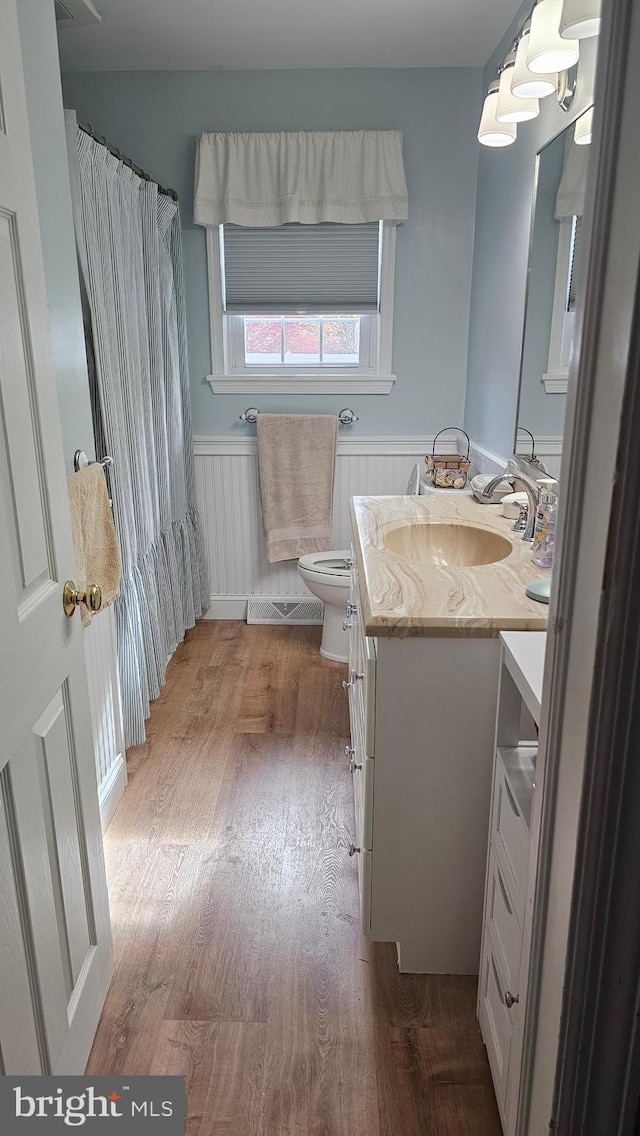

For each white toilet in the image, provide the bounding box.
[297,550,351,662]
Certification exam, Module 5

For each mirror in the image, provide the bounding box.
[515,113,592,479]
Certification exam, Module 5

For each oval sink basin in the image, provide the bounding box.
[383,522,513,568]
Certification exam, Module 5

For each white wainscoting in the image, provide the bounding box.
[83,606,126,832]
[194,434,436,618]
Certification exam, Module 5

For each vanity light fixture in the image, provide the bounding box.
[511,24,558,98]
[560,0,601,39]
[527,0,580,74]
[574,105,594,143]
[478,1,599,150]
[496,51,540,122]
[478,79,518,147]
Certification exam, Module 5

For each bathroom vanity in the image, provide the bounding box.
[345,493,549,973]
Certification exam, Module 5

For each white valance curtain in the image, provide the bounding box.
[555,134,588,219]
[194,130,408,227]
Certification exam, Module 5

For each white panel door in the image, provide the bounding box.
[0,0,112,1074]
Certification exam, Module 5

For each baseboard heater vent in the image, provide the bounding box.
[247,599,323,625]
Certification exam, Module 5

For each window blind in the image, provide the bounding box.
[221,221,381,314]
[567,216,583,312]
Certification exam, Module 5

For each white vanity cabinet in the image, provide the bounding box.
[344,555,509,973]
[477,632,546,1136]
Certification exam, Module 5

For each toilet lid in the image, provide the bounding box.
[298,550,350,577]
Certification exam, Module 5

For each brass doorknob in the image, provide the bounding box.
[63,580,102,618]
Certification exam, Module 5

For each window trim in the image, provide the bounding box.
[206,222,397,395]
[227,313,376,374]
[542,216,577,396]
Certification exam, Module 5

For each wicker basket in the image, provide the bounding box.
[425,428,470,489]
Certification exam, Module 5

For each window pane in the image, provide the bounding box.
[245,317,282,365]
[323,317,360,365]
[283,319,321,365]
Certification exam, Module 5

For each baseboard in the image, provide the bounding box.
[98,753,126,833]
[204,593,320,620]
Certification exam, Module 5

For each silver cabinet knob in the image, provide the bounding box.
[342,670,363,690]
[505,991,519,1009]
[343,557,354,569]
[348,843,361,857]
[343,621,352,631]
[349,757,362,774]
[346,601,358,616]
[345,745,355,758]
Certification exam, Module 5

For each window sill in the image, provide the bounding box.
[542,373,569,394]
[207,374,396,395]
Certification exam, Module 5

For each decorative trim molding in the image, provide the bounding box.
[542,374,569,394]
[194,433,435,458]
[207,375,396,395]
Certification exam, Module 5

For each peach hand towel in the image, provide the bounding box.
[67,464,121,626]
[257,413,338,563]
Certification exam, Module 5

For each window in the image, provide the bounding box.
[229,314,375,371]
[544,214,581,393]
[206,220,396,395]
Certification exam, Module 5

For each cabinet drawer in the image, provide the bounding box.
[478,934,513,1120]
[485,849,522,996]
[492,756,531,922]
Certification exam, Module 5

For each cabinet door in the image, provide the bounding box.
[486,849,523,996]
[478,935,513,1124]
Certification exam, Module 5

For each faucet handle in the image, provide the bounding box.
[512,503,529,533]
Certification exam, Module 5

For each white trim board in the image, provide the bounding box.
[542,374,569,394]
[194,434,437,457]
[98,753,127,833]
[204,594,323,620]
[207,376,396,395]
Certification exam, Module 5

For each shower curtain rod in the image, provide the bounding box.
[76,117,178,202]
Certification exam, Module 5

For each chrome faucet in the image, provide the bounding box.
[481,466,540,541]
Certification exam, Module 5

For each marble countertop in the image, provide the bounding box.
[350,493,551,639]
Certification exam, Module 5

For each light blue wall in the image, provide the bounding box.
[61,67,482,437]
[18,0,95,473]
[464,3,598,461]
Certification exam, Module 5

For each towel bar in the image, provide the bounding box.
[239,407,359,425]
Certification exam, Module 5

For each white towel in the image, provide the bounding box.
[257,414,338,563]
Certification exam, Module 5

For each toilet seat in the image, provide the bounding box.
[298,550,351,579]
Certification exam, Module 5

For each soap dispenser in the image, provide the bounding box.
[532,490,557,568]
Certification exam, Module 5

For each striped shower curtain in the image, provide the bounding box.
[73,129,208,746]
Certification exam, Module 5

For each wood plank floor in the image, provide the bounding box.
[88,621,502,1136]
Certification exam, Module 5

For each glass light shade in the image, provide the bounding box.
[511,30,557,98]
[496,63,539,122]
[527,0,580,73]
[478,85,517,147]
[560,0,601,38]
[574,106,593,144]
